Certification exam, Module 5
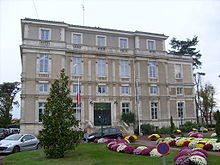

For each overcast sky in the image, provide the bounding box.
[0,0,220,119]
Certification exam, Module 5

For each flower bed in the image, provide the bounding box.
[157,137,220,152]
[188,132,203,138]
[148,134,161,141]
[124,135,138,142]
[174,147,208,165]
[107,140,162,157]
[94,138,129,144]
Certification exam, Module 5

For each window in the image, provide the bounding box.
[39,83,48,93]
[177,102,184,118]
[121,86,129,95]
[120,60,129,77]
[40,29,49,40]
[148,61,157,78]
[151,102,158,119]
[73,57,82,76]
[147,40,155,50]
[97,59,106,77]
[98,85,106,94]
[175,64,182,79]
[177,87,183,95]
[73,103,81,121]
[122,103,130,113]
[39,54,48,73]
[149,86,158,95]
[119,38,128,49]
[73,33,82,44]
[38,102,46,122]
[96,35,106,47]
[73,84,81,94]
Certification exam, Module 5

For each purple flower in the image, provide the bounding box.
[111,144,120,151]
[175,155,190,165]
[140,147,153,155]
[133,148,143,155]
[192,149,208,157]
[123,145,138,154]
[191,151,207,159]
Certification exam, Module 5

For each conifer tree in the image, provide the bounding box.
[39,69,81,158]
[170,116,175,138]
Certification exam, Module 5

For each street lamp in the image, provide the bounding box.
[99,109,104,137]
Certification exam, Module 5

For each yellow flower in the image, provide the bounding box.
[196,144,205,149]
[176,141,184,147]
[204,128,208,132]
[124,136,129,140]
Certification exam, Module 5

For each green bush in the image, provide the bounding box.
[181,121,206,132]
[140,124,155,134]
[121,112,135,126]
[155,127,171,134]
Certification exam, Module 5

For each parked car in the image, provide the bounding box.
[0,134,40,154]
[0,128,9,140]
[84,127,123,142]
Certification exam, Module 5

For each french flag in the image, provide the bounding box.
[76,78,81,105]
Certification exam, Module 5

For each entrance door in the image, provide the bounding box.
[94,103,111,126]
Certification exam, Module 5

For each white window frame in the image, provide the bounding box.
[149,85,158,95]
[97,59,107,77]
[39,54,49,74]
[72,57,82,76]
[177,101,184,118]
[177,87,184,95]
[120,60,129,78]
[96,35,106,47]
[175,64,183,79]
[119,37,128,49]
[39,28,51,40]
[121,102,130,114]
[38,82,49,93]
[121,85,129,95]
[148,61,158,78]
[151,102,158,120]
[38,102,46,122]
[97,84,107,95]
[72,84,81,94]
[147,39,156,50]
[73,103,81,121]
[72,32,83,44]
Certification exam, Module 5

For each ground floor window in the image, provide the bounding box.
[73,103,81,121]
[38,102,46,122]
[151,102,158,119]
[177,101,184,118]
[122,103,130,113]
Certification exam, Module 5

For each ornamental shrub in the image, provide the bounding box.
[215,110,220,142]
[121,112,135,126]
[38,69,82,158]
[141,123,155,134]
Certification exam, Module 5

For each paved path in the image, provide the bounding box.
[135,136,220,156]
[0,156,5,165]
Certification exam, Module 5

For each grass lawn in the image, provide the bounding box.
[3,143,220,165]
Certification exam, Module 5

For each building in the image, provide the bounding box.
[20,18,196,135]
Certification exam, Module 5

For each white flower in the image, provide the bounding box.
[213,143,220,151]
[136,146,148,150]
[116,144,127,152]
[149,148,162,157]
[210,133,217,137]
[189,141,199,148]
[98,138,106,143]
[189,155,207,165]
[107,142,116,148]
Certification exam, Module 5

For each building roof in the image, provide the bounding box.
[22,18,168,38]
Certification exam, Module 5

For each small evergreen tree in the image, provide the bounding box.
[215,110,220,142]
[39,69,81,158]
[170,116,175,138]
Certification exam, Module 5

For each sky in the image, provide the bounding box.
[0,0,220,119]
